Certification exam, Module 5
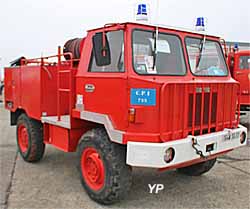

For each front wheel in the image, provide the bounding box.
[177,158,217,176]
[77,128,132,205]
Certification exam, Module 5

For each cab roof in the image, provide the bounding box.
[234,50,250,55]
[87,22,221,39]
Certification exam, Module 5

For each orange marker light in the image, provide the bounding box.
[128,108,136,123]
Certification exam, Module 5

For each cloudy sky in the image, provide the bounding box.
[0,0,249,77]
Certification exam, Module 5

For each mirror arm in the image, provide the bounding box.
[101,23,125,57]
[102,32,106,57]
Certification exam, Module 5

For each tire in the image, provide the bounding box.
[177,158,217,176]
[0,84,3,96]
[16,113,45,162]
[77,128,132,205]
[0,85,4,103]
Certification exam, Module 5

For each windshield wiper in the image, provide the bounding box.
[196,35,206,68]
[152,27,159,71]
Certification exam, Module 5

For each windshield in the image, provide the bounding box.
[185,37,228,76]
[132,30,186,75]
[239,55,250,70]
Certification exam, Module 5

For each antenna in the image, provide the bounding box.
[155,0,159,25]
[152,0,160,72]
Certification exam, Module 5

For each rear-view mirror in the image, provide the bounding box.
[92,32,111,66]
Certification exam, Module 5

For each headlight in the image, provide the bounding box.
[240,132,246,144]
[164,148,175,163]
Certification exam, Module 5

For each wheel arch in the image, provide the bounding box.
[11,108,26,126]
[79,111,125,144]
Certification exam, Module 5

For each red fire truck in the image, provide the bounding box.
[4,22,248,204]
[227,49,250,124]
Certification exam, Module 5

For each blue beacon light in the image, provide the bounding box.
[195,17,205,31]
[137,4,147,15]
[136,3,149,21]
[234,43,239,51]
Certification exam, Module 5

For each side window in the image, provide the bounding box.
[239,55,250,70]
[89,30,124,72]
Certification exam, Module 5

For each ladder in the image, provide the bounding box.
[56,46,73,121]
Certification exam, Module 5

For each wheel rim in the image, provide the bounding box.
[81,147,105,191]
[18,124,29,153]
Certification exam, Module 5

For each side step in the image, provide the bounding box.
[41,115,70,129]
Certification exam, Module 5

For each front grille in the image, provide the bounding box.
[188,92,217,132]
[160,83,240,141]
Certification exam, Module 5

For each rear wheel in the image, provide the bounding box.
[77,128,132,205]
[177,158,217,176]
[16,114,45,162]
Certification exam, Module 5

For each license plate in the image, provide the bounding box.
[223,131,240,141]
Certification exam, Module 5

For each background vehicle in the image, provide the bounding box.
[227,48,250,124]
[0,79,4,102]
[0,81,3,93]
[4,22,247,204]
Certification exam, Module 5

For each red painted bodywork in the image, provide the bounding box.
[227,50,250,106]
[4,23,241,161]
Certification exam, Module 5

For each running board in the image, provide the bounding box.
[41,115,70,129]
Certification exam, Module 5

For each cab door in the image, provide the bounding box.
[234,53,250,105]
[81,30,128,132]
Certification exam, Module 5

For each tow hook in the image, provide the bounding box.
[192,137,207,159]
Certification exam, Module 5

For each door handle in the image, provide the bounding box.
[235,72,243,75]
[85,84,95,92]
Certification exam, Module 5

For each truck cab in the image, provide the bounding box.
[4,22,248,204]
[228,50,250,123]
[74,23,242,143]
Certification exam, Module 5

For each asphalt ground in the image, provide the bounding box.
[0,102,250,209]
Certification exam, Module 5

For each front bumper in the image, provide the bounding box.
[126,125,247,168]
